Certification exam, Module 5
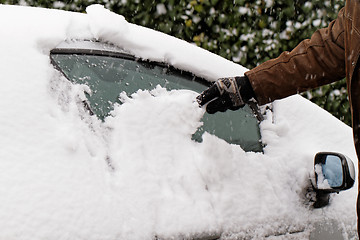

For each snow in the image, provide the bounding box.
[156,3,167,15]
[315,164,332,189]
[0,3,358,239]
[86,5,247,82]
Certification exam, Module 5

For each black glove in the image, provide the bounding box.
[196,76,255,114]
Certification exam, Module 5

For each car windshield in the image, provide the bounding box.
[50,42,263,152]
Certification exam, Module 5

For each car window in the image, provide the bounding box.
[50,44,263,152]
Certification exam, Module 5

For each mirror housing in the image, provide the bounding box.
[314,152,355,192]
[311,152,355,208]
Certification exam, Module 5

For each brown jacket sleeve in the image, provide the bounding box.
[245,8,346,105]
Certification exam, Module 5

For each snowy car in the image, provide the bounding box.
[0,3,357,240]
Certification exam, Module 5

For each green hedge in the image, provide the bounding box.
[1,0,350,125]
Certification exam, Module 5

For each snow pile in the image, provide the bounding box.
[0,3,357,239]
[86,4,247,81]
[315,164,332,189]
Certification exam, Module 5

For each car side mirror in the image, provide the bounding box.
[311,152,355,208]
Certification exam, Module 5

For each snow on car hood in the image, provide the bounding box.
[0,3,357,239]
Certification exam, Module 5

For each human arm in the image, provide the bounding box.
[245,8,346,105]
[198,8,346,112]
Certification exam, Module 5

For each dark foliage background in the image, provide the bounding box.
[1,0,350,125]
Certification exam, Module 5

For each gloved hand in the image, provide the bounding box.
[196,76,255,114]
